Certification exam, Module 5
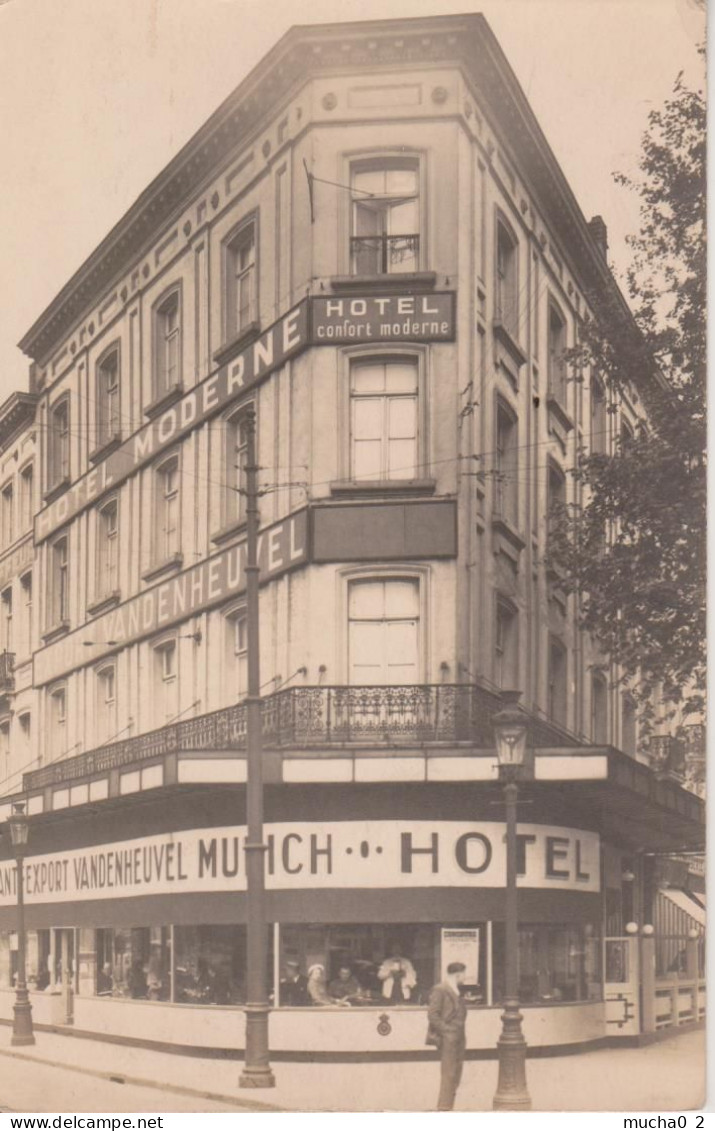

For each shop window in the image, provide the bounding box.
[495,598,518,691]
[223,411,250,529]
[96,663,117,745]
[96,346,121,447]
[494,399,518,525]
[225,607,248,701]
[154,454,180,564]
[622,694,637,756]
[590,377,607,454]
[0,930,51,990]
[350,357,418,481]
[153,288,181,399]
[351,159,420,275]
[20,463,33,532]
[225,221,257,340]
[96,927,171,1000]
[96,498,119,598]
[49,534,69,628]
[49,397,70,488]
[1,587,12,653]
[547,302,568,407]
[591,672,608,744]
[348,577,420,685]
[495,217,519,337]
[492,923,601,1004]
[1,481,13,548]
[548,636,568,727]
[174,924,268,1005]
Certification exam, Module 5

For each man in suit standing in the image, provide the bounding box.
[427,961,468,1111]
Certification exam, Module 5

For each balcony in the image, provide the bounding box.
[0,651,14,694]
[23,683,583,791]
[350,234,419,276]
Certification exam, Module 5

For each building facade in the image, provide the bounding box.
[0,14,704,1056]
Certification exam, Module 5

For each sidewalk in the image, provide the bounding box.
[0,1025,706,1113]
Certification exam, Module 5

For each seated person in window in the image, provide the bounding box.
[378,943,418,1004]
[306,964,349,1007]
[127,959,147,999]
[280,960,310,1006]
[328,964,362,1003]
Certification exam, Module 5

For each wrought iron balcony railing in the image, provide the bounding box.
[350,234,419,275]
[0,650,14,694]
[23,682,582,791]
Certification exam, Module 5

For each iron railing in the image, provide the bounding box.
[24,682,582,791]
[350,234,419,275]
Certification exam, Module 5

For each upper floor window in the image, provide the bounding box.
[1,482,13,548]
[20,571,32,650]
[547,302,568,406]
[590,377,607,455]
[547,461,566,547]
[18,710,31,751]
[351,160,419,276]
[348,577,420,685]
[225,607,248,701]
[96,347,121,447]
[591,672,608,744]
[155,455,180,563]
[495,598,518,691]
[622,694,637,757]
[49,398,70,487]
[495,218,519,337]
[20,463,33,531]
[50,534,69,627]
[620,417,635,449]
[495,400,518,526]
[0,719,9,779]
[225,223,256,340]
[153,639,178,724]
[1,587,12,653]
[350,358,418,481]
[548,636,568,727]
[48,684,67,758]
[154,289,181,399]
[224,411,250,528]
[96,664,117,745]
[97,498,119,598]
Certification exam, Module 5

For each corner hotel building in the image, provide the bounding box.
[0,14,704,1057]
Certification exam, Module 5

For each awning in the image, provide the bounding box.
[660,888,706,929]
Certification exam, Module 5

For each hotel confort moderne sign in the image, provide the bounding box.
[35,293,456,544]
[0,822,600,907]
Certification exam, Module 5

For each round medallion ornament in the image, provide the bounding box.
[322,92,337,111]
[377,1014,392,1037]
[431,86,448,104]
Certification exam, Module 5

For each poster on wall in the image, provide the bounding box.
[441,927,480,983]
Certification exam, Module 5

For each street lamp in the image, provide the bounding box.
[492,690,530,1111]
[8,802,35,1046]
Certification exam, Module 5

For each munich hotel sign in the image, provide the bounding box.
[0,821,599,907]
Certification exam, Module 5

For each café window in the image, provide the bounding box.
[350,159,420,275]
[153,288,181,399]
[95,927,171,1000]
[96,346,121,447]
[96,497,119,598]
[49,397,70,488]
[548,635,568,728]
[591,671,608,744]
[174,925,264,1005]
[348,577,420,685]
[492,923,602,1004]
[495,216,519,338]
[350,357,419,482]
[0,929,51,991]
[494,398,518,525]
[547,301,568,407]
[225,221,257,340]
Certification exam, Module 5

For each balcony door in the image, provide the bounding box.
[348,579,419,686]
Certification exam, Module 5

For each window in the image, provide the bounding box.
[547,303,568,406]
[492,922,601,1005]
[50,535,69,627]
[495,599,518,690]
[96,664,117,745]
[96,347,120,446]
[155,456,180,563]
[175,925,253,1005]
[20,464,33,531]
[590,378,607,454]
[96,927,171,1001]
[591,672,608,744]
[18,711,31,744]
[49,685,67,759]
[225,223,256,339]
[495,219,518,336]
[224,413,249,528]
[97,499,119,598]
[548,636,567,727]
[351,160,419,275]
[495,400,518,524]
[49,398,70,487]
[348,578,419,685]
[20,572,32,650]
[0,720,9,780]
[1,483,13,547]
[154,290,181,398]
[154,640,178,723]
[1,588,12,653]
[226,608,248,700]
[350,358,418,481]
[547,461,566,547]
[622,694,637,757]
[620,417,634,449]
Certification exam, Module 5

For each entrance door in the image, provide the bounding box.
[603,936,640,1036]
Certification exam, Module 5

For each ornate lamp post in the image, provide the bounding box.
[492,690,530,1111]
[8,801,35,1046]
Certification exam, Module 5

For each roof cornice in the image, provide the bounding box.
[0,392,38,451]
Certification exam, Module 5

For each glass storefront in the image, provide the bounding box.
[492,923,602,1004]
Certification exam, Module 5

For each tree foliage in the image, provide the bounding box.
[554,60,706,727]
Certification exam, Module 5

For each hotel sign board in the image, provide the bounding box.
[0,821,600,908]
[33,509,308,687]
[35,293,456,543]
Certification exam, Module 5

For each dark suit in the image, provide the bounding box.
[427,981,468,1111]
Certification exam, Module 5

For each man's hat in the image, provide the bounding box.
[446,961,467,974]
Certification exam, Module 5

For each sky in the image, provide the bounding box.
[0,0,705,401]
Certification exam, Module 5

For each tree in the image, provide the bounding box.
[554,59,706,733]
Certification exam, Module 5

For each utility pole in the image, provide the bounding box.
[239,406,275,1088]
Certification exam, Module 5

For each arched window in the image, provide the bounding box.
[96,344,121,448]
[225,221,257,339]
[351,159,420,275]
[153,288,181,399]
[49,397,70,488]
